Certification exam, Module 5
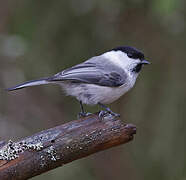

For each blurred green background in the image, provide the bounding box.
[0,0,185,179]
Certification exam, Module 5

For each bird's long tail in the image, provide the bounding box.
[6,77,51,91]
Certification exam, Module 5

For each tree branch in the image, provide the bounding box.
[0,113,136,180]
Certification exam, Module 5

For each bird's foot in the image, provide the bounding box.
[108,111,120,117]
[98,103,120,118]
[98,110,108,118]
[78,112,92,119]
[98,110,120,118]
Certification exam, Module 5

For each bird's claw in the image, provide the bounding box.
[78,112,92,119]
[98,110,108,118]
[98,110,120,118]
[109,111,120,117]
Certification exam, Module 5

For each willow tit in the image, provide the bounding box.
[7,46,150,117]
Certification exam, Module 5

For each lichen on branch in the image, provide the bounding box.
[0,113,136,180]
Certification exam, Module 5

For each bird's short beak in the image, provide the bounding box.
[141,59,150,65]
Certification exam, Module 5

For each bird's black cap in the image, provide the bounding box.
[112,46,145,60]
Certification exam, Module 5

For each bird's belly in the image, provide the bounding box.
[98,84,132,104]
[60,82,134,105]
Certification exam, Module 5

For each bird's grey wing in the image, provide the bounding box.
[48,57,127,87]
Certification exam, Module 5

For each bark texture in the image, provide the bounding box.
[0,113,136,180]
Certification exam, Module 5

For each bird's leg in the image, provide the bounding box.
[78,101,92,118]
[98,103,120,117]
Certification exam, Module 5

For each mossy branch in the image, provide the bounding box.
[0,113,136,180]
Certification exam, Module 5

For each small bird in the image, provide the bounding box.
[7,46,150,117]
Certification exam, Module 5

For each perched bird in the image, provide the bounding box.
[7,46,150,117]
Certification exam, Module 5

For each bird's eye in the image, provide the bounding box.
[127,53,133,58]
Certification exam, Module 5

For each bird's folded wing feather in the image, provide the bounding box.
[48,62,127,87]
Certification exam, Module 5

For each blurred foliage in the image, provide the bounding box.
[0,0,186,180]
